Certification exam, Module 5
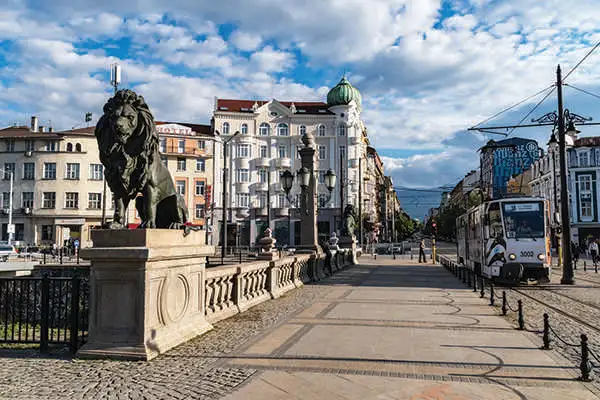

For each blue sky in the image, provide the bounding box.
[3,0,600,219]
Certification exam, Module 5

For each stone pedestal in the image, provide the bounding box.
[76,229,214,361]
[339,235,358,265]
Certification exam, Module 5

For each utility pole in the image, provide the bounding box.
[358,157,363,248]
[266,167,271,233]
[556,65,574,284]
[339,147,344,233]
[220,131,240,262]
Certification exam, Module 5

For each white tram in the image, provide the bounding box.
[456,196,552,284]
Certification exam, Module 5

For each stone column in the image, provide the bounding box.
[298,133,321,254]
[77,229,214,361]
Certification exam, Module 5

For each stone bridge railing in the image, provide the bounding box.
[204,249,354,324]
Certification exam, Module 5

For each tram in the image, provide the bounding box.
[456,196,551,284]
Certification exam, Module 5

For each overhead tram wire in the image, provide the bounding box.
[563,40,600,82]
[503,85,557,137]
[564,83,600,102]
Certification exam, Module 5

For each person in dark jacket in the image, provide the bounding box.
[419,239,426,263]
[571,241,580,267]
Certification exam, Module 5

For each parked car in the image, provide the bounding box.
[0,244,17,262]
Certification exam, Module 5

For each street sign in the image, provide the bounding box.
[74,239,80,248]
[6,224,15,234]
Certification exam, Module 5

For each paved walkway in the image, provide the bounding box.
[221,257,599,400]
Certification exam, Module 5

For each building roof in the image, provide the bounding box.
[0,126,62,139]
[574,136,600,147]
[215,99,333,115]
[327,76,362,108]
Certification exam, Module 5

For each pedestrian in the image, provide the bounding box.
[571,241,580,267]
[419,238,426,263]
[590,239,599,266]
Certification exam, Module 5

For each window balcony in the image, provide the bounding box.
[253,157,271,168]
[348,158,359,168]
[351,136,361,145]
[235,158,250,169]
[253,182,268,192]
[234,182,250,192]
[273,158,291,169]
[271,182,283,192]
[253,207,268,217]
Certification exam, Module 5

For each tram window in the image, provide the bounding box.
[503,202,545,239]
[488,203,503,238]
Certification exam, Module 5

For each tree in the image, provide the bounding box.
[395,213,415,241]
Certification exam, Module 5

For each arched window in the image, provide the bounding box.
[299,125,306,136]
[75,143,82,152]
[222,122,230,134]
[277,123,289,136]
[241,123,248,135]
[318,125,326,137]
[338,124,347,136]
[66,143,73,152]
[259,122,270,136]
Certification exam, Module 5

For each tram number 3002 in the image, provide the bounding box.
[520,251,534,258]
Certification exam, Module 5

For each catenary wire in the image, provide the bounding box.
[563,40,600,82]
[505,86,557,137]
[564,83,600,102]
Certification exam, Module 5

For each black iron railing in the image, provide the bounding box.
[0,274,89,353]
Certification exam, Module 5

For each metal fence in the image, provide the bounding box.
[0,274,89,353]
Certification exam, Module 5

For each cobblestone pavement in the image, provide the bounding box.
[0,266,369,400]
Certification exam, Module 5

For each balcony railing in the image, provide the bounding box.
[273,158,291,169]
[160,144,211,158]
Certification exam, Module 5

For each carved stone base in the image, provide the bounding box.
[339,235,358,265]
[76,229,214,361]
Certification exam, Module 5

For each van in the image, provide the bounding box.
[0,245,17,262]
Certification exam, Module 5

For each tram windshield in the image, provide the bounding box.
[502,201,545,239]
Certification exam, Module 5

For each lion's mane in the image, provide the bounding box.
[95,89,159,199]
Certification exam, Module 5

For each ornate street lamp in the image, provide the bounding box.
[281,168,336,214]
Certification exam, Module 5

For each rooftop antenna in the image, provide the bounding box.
[110,63,121,95]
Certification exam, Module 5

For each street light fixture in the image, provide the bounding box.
[218,129,241,262]
[281,168,336,213]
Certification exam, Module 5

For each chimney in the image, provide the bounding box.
[31,116,39,132]
[48,127,53,132]
[39,126,45,133]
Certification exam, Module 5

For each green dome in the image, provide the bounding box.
[327,76,362,107]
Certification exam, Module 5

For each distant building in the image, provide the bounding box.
[479,137,542,199]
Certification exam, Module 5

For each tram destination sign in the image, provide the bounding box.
[504,203,539,212]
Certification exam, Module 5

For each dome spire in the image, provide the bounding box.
[327,75,362,108]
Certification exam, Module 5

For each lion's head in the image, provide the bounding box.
[95,89,159,198]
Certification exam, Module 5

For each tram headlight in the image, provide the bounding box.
[537,253,545,261]
[509,253,517,260]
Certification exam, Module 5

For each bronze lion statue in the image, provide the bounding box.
[95,89,193,232]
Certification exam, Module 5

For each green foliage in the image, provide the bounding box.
[395,213,416,240]
[424,203,466,240]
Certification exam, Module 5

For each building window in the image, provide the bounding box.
[22,192,33,209]
[338,124,347,136]
[340,145,346,159]
[5,140,15,152]
[318,170,325,184]
[259,123,270,136]
[88,193,101,209]
[43,163,56,180]
[160,138,167,153]
[318,193,328,208]
[260,145,268,158]
[196,159,205,172]
[578,151,589,167]
[318,145,327,160]
[44,141,57,152]
[178,139,185,154]
[241,123,248,135]
[176,180,186,196]
[25,140,34,152]
[258,193,267,208]
[65,192,79,209]
[65,163,80,180]
[177,158,186,172]
[20,163,35,181]
[41,225,53,241]
[89,164,103,180]
[195,204,205,219]
[198,140,206,150]
[579,175,593,219]
[299,125,306,136]
[236,144,250,158]
[278,145,287,158]
[318,125,326,136]
[76,143,82,152]
[3,163,15,180]
[1,192,9,209]
[222,122,230,134]
[42,192,56,209]
[237,193,249,208]
[66,143,73,152]
[237,169,249,183]
[277,123,289,136]
[278,193,285,208]
[195,180,205,196]
[258,169,267,183]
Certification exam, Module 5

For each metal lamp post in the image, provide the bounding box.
[0,168,14,245]
[219,130,240,262]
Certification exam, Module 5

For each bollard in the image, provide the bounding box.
[489,283,495,306]
[467,268,472,286]
[480,277,485,298]
[374,253,377,260]
[473,270,477,292]
[596,264,598,274]
[43,252,46,264]
[502,291,507,316]
[579,334,593,382]
[541,313,551,350]
[60,247,63,264]
[517,300,524,330]
[462,267,467,284]
[584,262,587,272]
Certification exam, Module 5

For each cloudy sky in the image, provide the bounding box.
[3,0,600,212]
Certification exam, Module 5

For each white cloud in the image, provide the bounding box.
[229,30,262,51]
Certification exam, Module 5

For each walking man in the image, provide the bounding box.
[590,239,599,267]
[419,238,426,263]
